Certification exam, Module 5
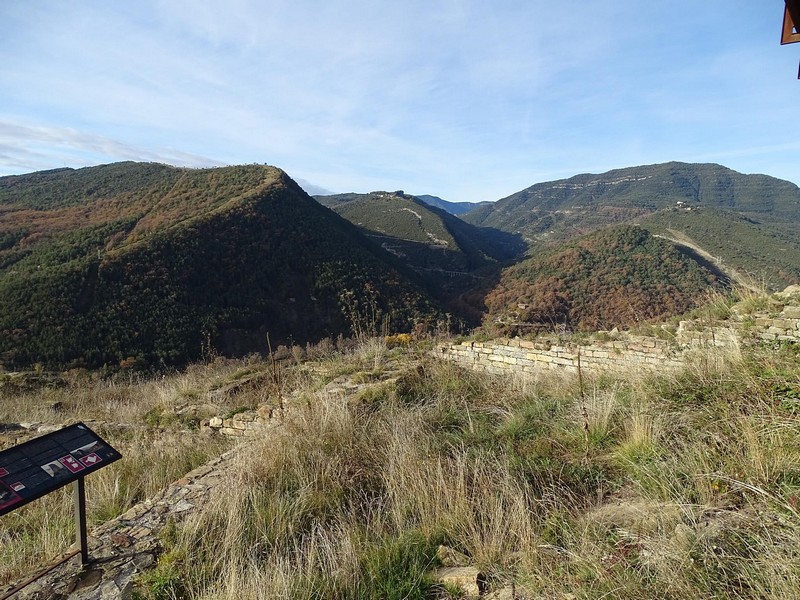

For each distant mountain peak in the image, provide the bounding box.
[414,194,492,216]
[462,161,800,289]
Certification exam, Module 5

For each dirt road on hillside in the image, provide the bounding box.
[655,229,760,292]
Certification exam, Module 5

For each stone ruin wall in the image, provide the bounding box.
[752,305,800,343]
[438,307,800,378]
[203,405,282,438]
[440,336,683,377]
[204,307,800,437]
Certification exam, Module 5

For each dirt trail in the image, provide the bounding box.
[656,229,760,292]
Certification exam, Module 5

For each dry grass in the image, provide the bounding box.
[132,336,800,599]
[5,327,800,599]
[0,429,230,585]
[0,361,259,585]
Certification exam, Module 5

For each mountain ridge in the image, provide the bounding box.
[3,160,800,369]
[464,162,800,234]
[0,163,442,368]
[314,190,525,322]
[414,194,492,215]
[463,161,800,288]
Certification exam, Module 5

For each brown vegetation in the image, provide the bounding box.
[484,225,720,334]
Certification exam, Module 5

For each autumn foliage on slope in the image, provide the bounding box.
[484,225,720,333]
[0,163,441,369]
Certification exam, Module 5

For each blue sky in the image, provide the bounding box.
[1,1,797,202]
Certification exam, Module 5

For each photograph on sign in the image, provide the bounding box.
[41,459,70,479]
[0,482,22,511]
[72,442,101,457]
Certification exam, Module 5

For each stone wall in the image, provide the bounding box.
[751,305,800,343]
[201,369,382,438]
[202,405,283,438]
[440,307,800,378]
[439,336,688,376]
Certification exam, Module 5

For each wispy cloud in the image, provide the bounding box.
[0,120,223,173]
[1,1,797,200]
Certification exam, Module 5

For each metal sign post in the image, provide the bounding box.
[74,477,89,565]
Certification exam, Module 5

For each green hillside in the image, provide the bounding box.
[315,191,524,323]
[462,162,800,291]
[639,207,800,289]
[484,225,721,333]
[0,164,441,369]
[317,190,522,268]
[465,162,800,237]
[4,160,798,369]
[323,191,460,250]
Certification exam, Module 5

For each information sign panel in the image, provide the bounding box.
[0,423,121,517]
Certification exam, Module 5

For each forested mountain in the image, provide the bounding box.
[0,163,441,369]
[314,190,524,314]
[463,162,800,289]
[484,225,722,334]
[638,207,800,289]
[316,190,522,268]
[3,160,798,370]
[413,194,492,215]
[464,162,800,237]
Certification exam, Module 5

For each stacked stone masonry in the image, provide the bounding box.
[440,337,686,376]
[752,305,800,343]
[439,308,800,377]
[201,405,283,438]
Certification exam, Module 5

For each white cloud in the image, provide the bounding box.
[0,120,223,174]
[0,1,797,200]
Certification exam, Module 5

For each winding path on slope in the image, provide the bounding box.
[655,229,761,293]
